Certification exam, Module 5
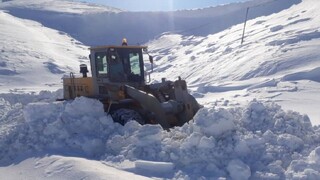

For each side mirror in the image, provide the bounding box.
[143,47,148,52]
[149,55,154,72]
[149,55,153,64]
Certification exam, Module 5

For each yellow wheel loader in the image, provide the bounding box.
[61,41,200,129]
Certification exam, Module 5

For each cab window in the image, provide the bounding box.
[95,52,107,76]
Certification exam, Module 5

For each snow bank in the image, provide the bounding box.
[1,92,320,179]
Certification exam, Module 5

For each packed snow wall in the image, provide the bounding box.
[1,0,301,45]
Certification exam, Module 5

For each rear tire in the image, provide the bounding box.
[111,108,145,125]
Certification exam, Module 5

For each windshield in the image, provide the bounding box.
[119,48,144,82]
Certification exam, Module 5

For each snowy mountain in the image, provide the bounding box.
[1,0,320,179]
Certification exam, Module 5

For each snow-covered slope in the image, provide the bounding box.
[0,0,301,45]
[148,0,320,125]
[0,10,88,92]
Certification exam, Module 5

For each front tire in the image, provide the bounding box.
[111,108,144,125]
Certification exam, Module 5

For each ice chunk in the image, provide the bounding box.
[227,159,251,180]
[135,160,174,173]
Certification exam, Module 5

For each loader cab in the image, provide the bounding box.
[89,45,147,97]
[90,46,145,83]
[108,47,144,82]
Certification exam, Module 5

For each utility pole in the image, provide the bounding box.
[241,7,250,45]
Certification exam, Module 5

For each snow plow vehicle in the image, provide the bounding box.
[61,40,200,129]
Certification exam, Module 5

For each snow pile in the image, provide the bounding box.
[0,96,115,162]
[286,146,320,179]
[1,93,320,179]
[105,100,320,179]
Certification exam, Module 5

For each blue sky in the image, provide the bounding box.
[81,0,247,11]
